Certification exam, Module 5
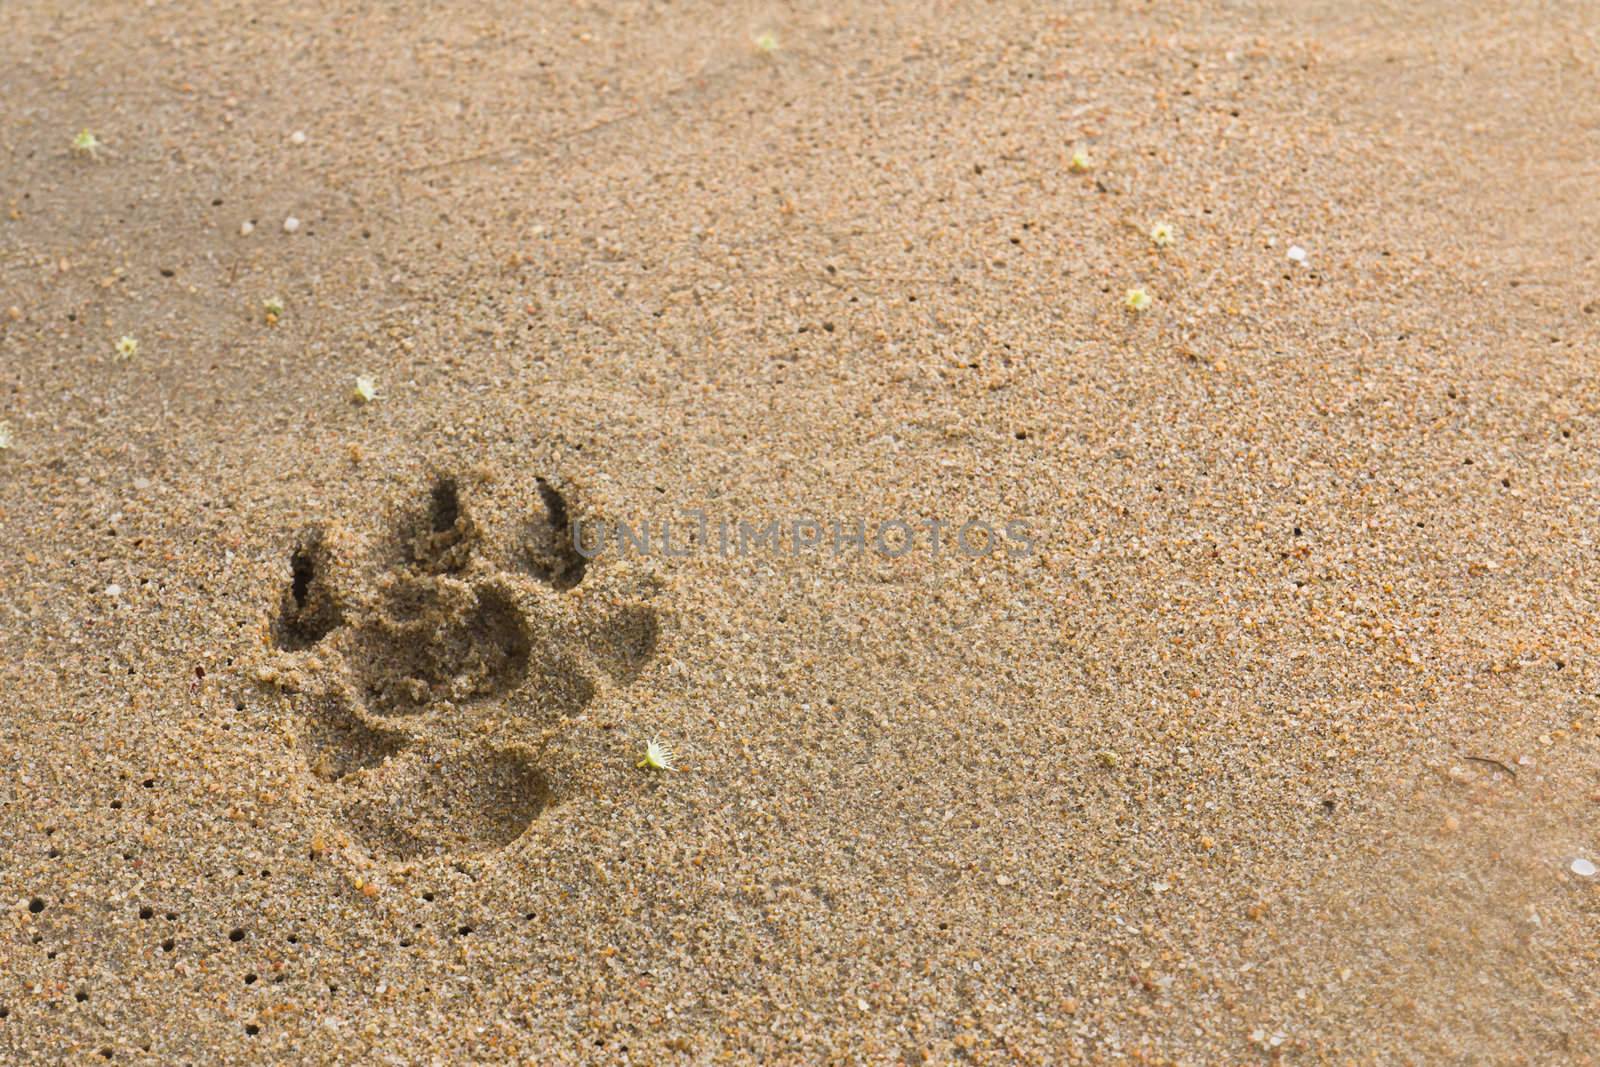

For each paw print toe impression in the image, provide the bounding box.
[262,474,659,862]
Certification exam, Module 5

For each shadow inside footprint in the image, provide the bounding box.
[406,476,479,573]
[298,693,405,782]
[356,580,532,716]
[273,531,343,650]
[339,743,549,860]
[521,478,587,590]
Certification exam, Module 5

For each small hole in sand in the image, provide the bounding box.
[291,552,313,605]
[229,928,246,943]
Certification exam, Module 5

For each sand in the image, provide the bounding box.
[2,1,1598,1062]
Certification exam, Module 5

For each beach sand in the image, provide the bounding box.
[2,1,1598,1062]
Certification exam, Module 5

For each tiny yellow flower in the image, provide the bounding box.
[114,335,139,360]
[1124,287,1152,313]
[0,421,13,451]
[73,129,102,157]
[1069,148,1092,172]
[753,31,779,54]
[638,738,678,771]
[1150,222,1174,247]
[263,296,285,321]
[352,375,379,404]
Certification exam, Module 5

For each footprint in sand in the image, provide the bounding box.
[260,473,661,861]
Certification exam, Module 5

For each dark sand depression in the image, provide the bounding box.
[2,1,1598,1062]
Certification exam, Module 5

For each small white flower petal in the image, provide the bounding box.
[639,738,678,771]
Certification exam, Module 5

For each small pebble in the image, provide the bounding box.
[1287,244,1308,264]
[1571,857,1597,878]
[283,216,301,234]
[239,220,254,236]
[290,130,307,145]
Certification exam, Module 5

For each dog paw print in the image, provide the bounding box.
[258,473,661,861]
